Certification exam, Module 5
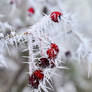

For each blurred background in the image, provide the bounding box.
[0,0,92,92]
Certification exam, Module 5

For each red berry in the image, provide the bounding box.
[50,11,63,22]
[47,48,56,59]
[29,70,44,88]
[38,58,49,68]
[51,43,59,53]
[29,74,39,88]
[28,7,35,14]
[34,70,44,80]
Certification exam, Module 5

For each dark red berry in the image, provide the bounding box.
[51,43,59,53]
[42,7,48,15]
[50,61,55,68]
[50,11,63,22]
[29,74,39,89]
[47,48,56,59]
[65,51,71,57]
[28,7,35,14]
[38,58,49,68]
[34,70,44,80]
[10,0,14,4]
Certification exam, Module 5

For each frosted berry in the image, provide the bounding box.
[34,70,44,80]
[47,48,56,59]
[38,58,49,68]
[28,7,35,15]
[29,74,39,88]
[51,43,59,53]
[50,11,63,22]
[29,70,44,88]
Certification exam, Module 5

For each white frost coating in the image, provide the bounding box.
[28,13,75,91]
[0,40,8,68]
[0,8,92,91]
[0,55,7,68]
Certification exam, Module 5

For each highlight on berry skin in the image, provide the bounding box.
[50,11,63,22]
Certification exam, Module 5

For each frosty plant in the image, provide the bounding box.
[0,10,65,91]
[27,11,65,92]
[0,6,92,91]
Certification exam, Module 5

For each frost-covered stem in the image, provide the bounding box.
[27,12,69,92]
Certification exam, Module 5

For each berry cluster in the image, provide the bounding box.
[29,43,59,89]
[28,11,62,89]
